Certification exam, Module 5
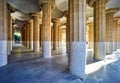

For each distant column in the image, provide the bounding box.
[28,20,33,50]
[113,20,118,51]
[65,11,70,53]
[8,9,13,55]
[26,24,30,48]
[106,8,118,54]
[88,23,94,49]
[52,19,59,50]
[32,13,41,52]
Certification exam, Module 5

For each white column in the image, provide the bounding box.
[0,0,8,67]
[32,13,41,52]
[93,0,106,60]
[42,3,51,58]
[69,0,86,79]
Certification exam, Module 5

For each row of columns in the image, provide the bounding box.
[1,0,120,80]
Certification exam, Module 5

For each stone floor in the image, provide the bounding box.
[0,44,120,83]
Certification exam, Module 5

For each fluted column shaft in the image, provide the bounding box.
[88,23,94,49]
[42,3,51,58]
[94,0,106,60]
[29,20,33,50]
[69,0,86,78]
[24,27,27,47]
[52,19,59,50]
[33,14,40,52]
[117,22,120,49]
[66,13,70,53]
[26,24,30,48]
[7,9,12,55]
[106,8,119,54]
[113,20,118,51]
[0,0,8,67]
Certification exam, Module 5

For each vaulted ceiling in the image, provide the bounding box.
[7,0,120,29]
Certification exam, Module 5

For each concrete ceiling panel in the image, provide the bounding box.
[11,11,32,21]
[7,0,41,13]
[51,7,64,19]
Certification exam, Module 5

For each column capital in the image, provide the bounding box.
[64,11,69,17]
[32,12,41,18]
[106,8,119,14]
[40,0,53,4]
[27,20,33,24]
[113,17,120,21]
[52,18,60,23]
[87,0,109,7]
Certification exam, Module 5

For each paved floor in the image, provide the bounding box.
[0,44,120,83]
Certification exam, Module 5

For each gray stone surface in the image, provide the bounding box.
[0,41,7,67]
[106,42,113,55]
[0,44,120,83]
[70,42,86,78]
[43,41,51,58]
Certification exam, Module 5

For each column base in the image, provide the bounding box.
[30,41,33,51]
[94,42,105,60]
[7,41,12,55]
[27,41,29,48]
[117,42,119,49]
[106,42,113,55]
[113,42,117,51]
[88,42,94,49]
[66,42,70,53]
[69,42,86,78]
[0,41,7,67]
[33,41,39,52]
[43,41,51,58]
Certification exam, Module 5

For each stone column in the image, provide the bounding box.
[21,28,23,45]
[65,12,70,53]
[42,3,51,58]
[39,24,41,47]
[22,28,25,46]
[58,26,62,48]
[117,21,120,49]
[24,26,27,47]
[69,0,86,78]
[60,27,62,46]
[40,24,43,47]
[88,23,94,49]
[106,8,118,54]
[12,26,14,44]
[51,26,53,48]
[7,9,12,55]
[113,20,118,51]
[93,0,106,60]
[28,20,33,50]
[0,0,8,67]
[26,24,30,48]
[32,13,41,52]
[52,19,59,50]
